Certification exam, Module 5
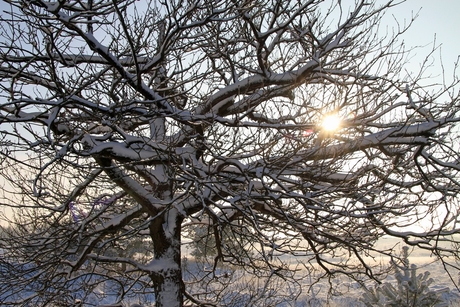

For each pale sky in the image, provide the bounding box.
[386,0,460,83]
[0,0,457,78]
[0,0,458,64]
[0,0,458,231]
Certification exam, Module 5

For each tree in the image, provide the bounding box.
[188,219,251,262]
[1,0,460,306]
[361,246,447,307]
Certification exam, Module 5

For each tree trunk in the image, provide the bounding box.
[149,208,184,307]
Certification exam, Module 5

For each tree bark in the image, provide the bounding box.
[149,208,184,307]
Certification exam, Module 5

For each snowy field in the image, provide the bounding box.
[180,236,460,307]
[295,238,460,307]
[2,260,460,306]
[2,238,460,306]
[182,237,460,307]
[291,261,460,307]
[120,257,460,307]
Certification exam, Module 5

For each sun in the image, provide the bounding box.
[321,114,341,131]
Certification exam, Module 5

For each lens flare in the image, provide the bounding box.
[321,114,341,131]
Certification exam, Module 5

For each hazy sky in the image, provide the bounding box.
[386,0,460,83]
[0,0,458,231]
[0,0,458,69]
[1,0,457,73]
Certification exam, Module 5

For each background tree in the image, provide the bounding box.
[1,0,460,306]
[361,246,447,307]
[187,218,252,263]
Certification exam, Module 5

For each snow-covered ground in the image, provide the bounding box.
[2,260,459,306]
[2,239,460,306]
[182,236,460,307]
[291,260,460,307]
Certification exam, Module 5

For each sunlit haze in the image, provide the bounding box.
[321,114,341,131]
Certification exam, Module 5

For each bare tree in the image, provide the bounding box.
[1,0,460,306]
